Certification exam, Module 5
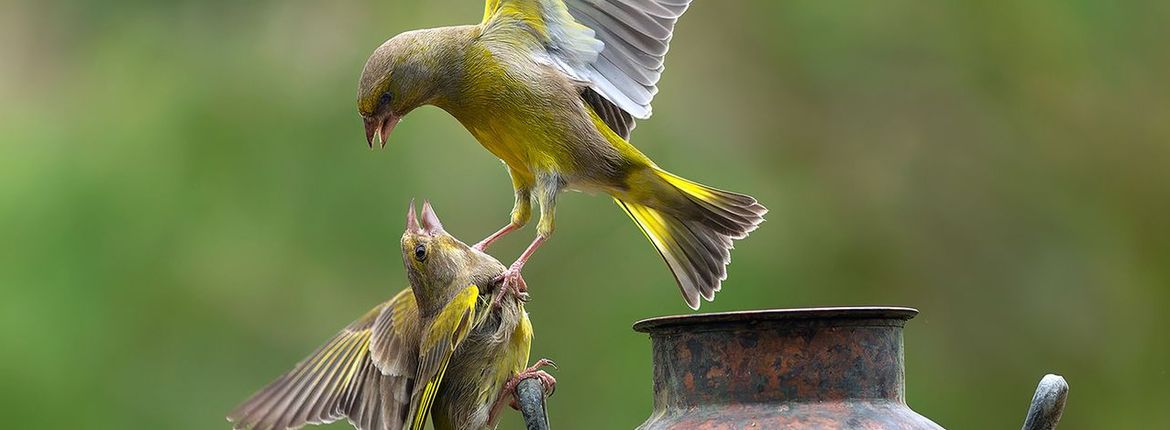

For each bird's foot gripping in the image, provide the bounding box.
[487,359,557,425]
[488,266,530,309]
[501,265,528,294]
[507,359,558,410]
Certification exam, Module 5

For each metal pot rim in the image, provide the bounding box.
[632,306,919,333]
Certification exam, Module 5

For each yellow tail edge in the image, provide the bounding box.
[617,169,767,309]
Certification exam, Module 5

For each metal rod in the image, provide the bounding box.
[1021,374,1069,430]
[517,378,551,430]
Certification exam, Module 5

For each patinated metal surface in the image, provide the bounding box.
[633,307,942,429]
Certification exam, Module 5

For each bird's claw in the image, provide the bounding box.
[492,267,527,294]
[507,358,558,410]
[505,266,527,293]
[488,269,529,309]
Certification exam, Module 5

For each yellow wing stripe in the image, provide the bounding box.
[340,336,370,390]
[227,300,395,430]
[411,364,449,429]
[483,0,500,22]
[408,285,479,430]
[312,333,355,374]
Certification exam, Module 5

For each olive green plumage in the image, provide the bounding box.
[357,0,766,309]
[228,201,536,430]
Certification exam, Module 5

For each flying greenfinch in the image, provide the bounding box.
[228,201,555,430]
[357,0,766,309]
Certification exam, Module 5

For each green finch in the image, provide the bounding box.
[357,0,766,309]
[228,201,555,430]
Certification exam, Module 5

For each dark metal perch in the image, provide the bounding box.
[517,378,551,430]
[1021,374,1069,430]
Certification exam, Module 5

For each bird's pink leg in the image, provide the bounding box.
[487,358,558,426]
[478,172,532,252]
[487,234,546,309]
[473,223,520,252]
[497,234,546,294]
[496,175,558,295]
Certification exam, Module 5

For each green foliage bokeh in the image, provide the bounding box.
[1,1,1167,428]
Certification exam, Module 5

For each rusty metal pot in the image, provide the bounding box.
[633,307,942,429]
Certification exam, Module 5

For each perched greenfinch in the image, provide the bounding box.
[357,0,766,309]
[228,201,554,430]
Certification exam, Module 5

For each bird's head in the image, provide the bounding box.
[401,200,505,313]
[357,30,453,148]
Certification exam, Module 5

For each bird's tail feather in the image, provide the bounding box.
[617,169,767,309]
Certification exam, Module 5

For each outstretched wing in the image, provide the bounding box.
[483,0,694,137]
[405,285,480,430]
[228,290,422,430]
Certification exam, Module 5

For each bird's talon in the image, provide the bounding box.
[500,267,528,294]
[514,358,558,397]
[506,362,558,410]
[487,270,527,309]
[534,358,557,371]
[525,358,556,371]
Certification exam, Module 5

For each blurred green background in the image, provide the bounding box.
[2,1,1167,428]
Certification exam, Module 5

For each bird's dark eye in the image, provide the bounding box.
[414,244,426,261]
[379,92,392,106]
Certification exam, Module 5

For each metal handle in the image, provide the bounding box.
[1021,374,1068,430]
[517,378,551,430]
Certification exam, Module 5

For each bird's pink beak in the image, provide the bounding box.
[404,198,423,233]
[405,199,444,236]
[365,114,400,148]
[419,200,444,235]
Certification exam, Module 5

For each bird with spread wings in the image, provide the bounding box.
[357,0,766,310]
[228,202,554,430]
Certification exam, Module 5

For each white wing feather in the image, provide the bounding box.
[562,0,693,119]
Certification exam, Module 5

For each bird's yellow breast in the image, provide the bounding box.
[439,41,585,183]
[466,117,545,181]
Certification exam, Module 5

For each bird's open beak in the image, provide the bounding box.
[419,200,444,235]
[406,199,422,234]
[405,199,444,236]
[364,114,400,148]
